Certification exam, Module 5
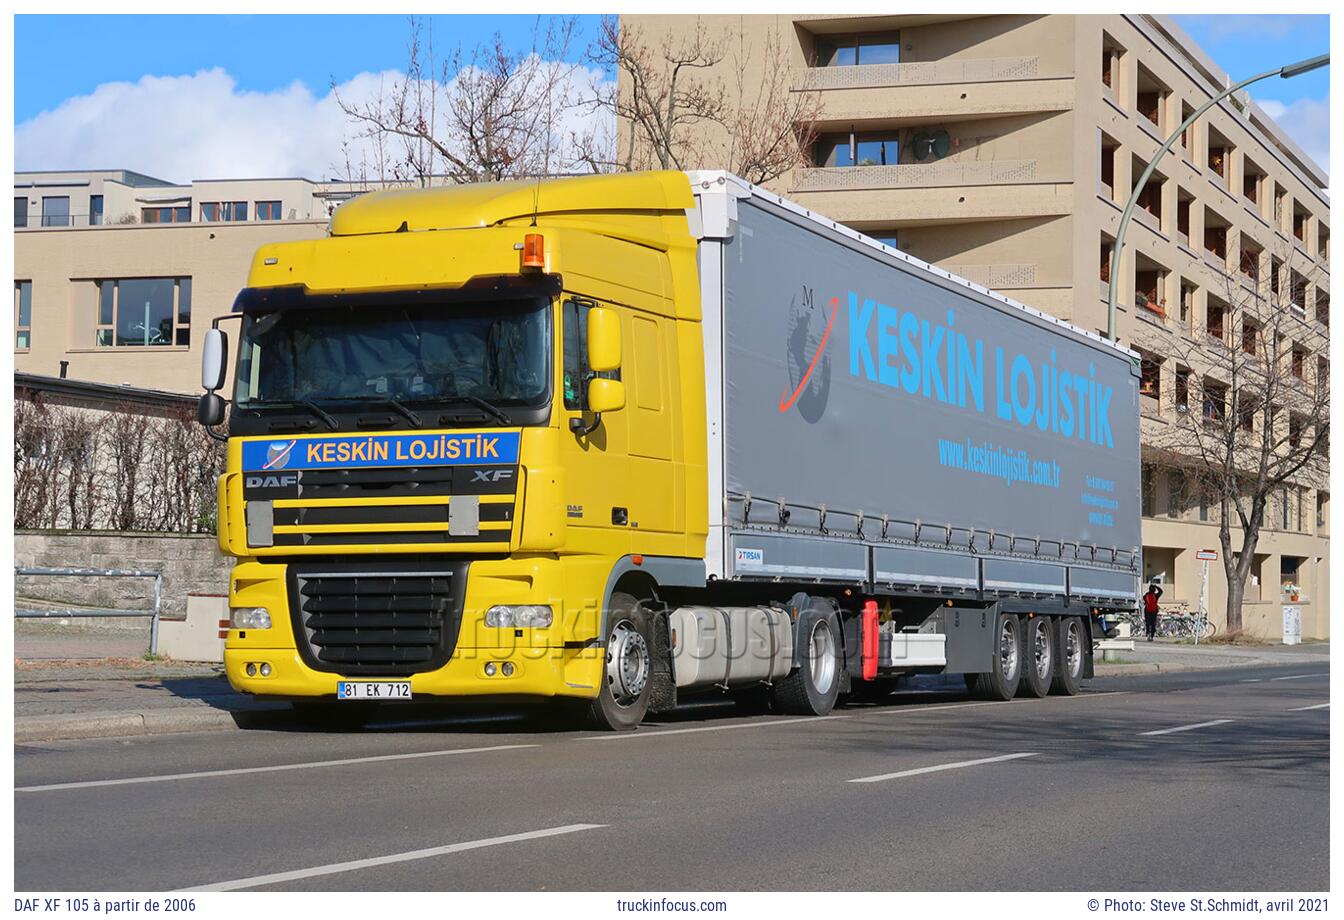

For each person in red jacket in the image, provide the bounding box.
[1141,582,1163,642]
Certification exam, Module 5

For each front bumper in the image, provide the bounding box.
[224,645,603,700]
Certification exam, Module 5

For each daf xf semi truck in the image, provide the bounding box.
[199,170,1141,730]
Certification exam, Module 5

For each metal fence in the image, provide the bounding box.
[14,566,163,655]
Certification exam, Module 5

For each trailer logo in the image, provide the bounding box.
[263,440,297,470]
[779,286,836,423]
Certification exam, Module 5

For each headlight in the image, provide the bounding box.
[485,605,553,628]
[230,606,272,629]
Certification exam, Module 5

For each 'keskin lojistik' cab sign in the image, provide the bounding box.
[241,432,521,471]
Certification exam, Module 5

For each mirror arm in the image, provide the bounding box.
[568,413,602,436]
[204,422,230,443]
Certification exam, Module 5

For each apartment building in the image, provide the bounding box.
[14,170,367,229]
[623,13,1330,637]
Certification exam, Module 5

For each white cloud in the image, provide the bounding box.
[15,65,615,184]
[1256,96,1330,176]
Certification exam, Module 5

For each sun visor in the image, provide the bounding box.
[232,274,563,314]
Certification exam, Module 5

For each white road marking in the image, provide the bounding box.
[1239,678,1263,683]
[180,823,605,891]
[1269,673,1328,681]
[1289,702,1330,711]
[16,743,537,793]
[1139,719,1234,736]
[848,752,1038,784]
[579,715,849,740]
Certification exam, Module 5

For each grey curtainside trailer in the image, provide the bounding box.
[672,171,1140,703]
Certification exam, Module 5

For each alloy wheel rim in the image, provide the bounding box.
[606,619,649,707]
[809,620,837,695]
[999,620,1019,681]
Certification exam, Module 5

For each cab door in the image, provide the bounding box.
[624,312,679,535]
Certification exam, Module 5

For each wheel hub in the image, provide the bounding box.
[1034,622,1052,679]
[606,619,649,706]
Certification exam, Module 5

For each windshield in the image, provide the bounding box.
[233,297,551,414]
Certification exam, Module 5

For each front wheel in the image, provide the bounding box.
[584,592,654,731]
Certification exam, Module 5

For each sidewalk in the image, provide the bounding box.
[14,659,288,743]
[13,641,1330,743]
[1093,637,1330,675]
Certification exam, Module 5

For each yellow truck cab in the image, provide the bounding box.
[200,171,1140,730]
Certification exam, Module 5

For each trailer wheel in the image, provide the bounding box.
[1018,615,1053,698]
[1050,616,1085,696]
[772,602,842,716]
[585,592,653,731]
[967,613,1022,701]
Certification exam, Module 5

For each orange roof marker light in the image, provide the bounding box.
[521,233,545,269]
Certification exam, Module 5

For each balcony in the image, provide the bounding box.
[794,159,1039,192]
[14,212,104,229]
[799,56,1040,91]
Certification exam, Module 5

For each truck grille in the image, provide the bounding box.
[288,563,468,677]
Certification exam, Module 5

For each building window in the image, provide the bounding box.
[1207,129,1231,185]
[1139,353,1161,400]
[1289,270,1307,314]
[1241,319,1259,356]
[815,131,900,168]
[41,196,70,227]
[1315,290,1329,327]
[1236,392,1257,433]
[1242,160,1264,204]
[1203,216,1227,263]
[1202,379,1226,424]
[201,201,248,222]
[1099,237,1114,283]
[1101,34,1124,96]
[1174,367,1190,412]
[14,196,29,229]
[92,277,192,348]
[1099,134,1118,196]
[817,32,900,67]
[1141,463,1156,516]
[1317,356,1330,391]
[1292,203,1309,242]
[1179,281,1195,329]
[1289,413,1305,449]
[1317,492,1328,531]
[142,206,191,223]
[1167,470,1186,519]
[1135,165,1163,223]
[1176,194,1191,245]
[90,195,104,226]
[1180,101,1196,153]
[1206,298,1226,342]
[1291,344,1306,380]
[1135,267,1164,316]
[1239,236,1260,283]
[255,200,283,221]
[15,280,32,349]
[867,229,900,248]
[1319,226,1330,262]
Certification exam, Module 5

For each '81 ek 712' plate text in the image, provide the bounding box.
[337,681,412,700]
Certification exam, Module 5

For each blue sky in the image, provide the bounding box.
[14,15,599,123]
[13,14,1330,182]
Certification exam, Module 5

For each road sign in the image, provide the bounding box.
[1196,549,1218,561]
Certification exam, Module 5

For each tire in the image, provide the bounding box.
[772,601,843,716]
[584,592,653,731]
[1018,615,1053,698]
[967,613,1022,701]
[1050,616,1085,695]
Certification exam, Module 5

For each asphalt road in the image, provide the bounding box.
[14,663,1330,892]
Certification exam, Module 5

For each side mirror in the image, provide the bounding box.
[587,306,621,373]
[587,377,626,414]
[198,392,226,427]
[201,328,229,392]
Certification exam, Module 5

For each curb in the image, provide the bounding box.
[15,705,287,743]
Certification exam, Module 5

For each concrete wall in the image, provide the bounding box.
[14,530,231,620]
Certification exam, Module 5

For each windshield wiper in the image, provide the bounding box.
[438,395,511,426]
[249,399,339,430]
[315,396,423,428]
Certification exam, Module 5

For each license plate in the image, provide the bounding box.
[337,681,412,700]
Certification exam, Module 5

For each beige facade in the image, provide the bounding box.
[624,13,1330,638]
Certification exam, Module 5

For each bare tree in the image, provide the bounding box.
[1140,241,1329,633]
[333,16,580,185]
[577,15,819,184]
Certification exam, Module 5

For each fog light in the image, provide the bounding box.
[485,605,553,628]
[246,662,257,677]
[484,662,498,677]
[260,663,272,677]
[501,662,516,677]
[230,606,272,629]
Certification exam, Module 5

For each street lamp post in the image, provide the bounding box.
[1106,53,1328,343]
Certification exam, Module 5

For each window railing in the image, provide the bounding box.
[798,56,1039,90]
[15,212,106,229]
[794,159,1039,192]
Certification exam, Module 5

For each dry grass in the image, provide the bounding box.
[1204,630,1267,646]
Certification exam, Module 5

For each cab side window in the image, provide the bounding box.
[563,299,620,411]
